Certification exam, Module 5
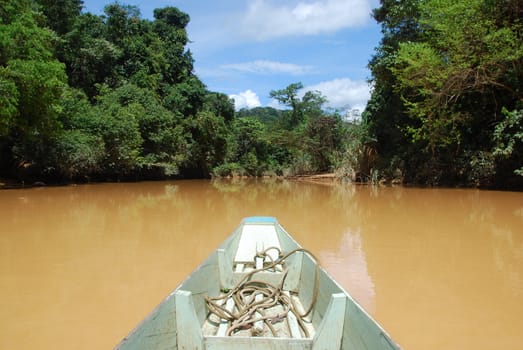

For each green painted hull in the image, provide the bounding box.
[114,217,401,350]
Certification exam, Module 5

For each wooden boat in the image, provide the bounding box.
[115,216,401,349]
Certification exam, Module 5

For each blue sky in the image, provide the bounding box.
[82,0,382,114]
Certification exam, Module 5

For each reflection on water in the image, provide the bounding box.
[319,229,375,313]
[0,180,522,350]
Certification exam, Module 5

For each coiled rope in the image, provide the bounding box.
[205,247,320,337]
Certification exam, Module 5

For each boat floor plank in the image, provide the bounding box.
[215,297,235,337]
[202,294,314,339]
[284,291,303,339]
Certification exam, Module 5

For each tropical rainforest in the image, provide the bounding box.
[1,0,522,189]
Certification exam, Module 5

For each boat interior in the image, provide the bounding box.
[175,219,347,349]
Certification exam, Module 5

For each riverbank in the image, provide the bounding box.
[0,178,23,190]
[4,173,519,190]
[286,173,339,185]
[0,178,64,190]
[0,173,341,190]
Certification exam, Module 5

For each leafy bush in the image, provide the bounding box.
[493,108,523,177]
[52,129,104,178]
[212,162,244,178]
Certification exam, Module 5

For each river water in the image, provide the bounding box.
[0,180,522,349]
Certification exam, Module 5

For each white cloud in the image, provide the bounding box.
[267,98,283,109]
[240,0,372,40]
[223,60,312,75]
[305,78,371,112]
[229,90,262,110]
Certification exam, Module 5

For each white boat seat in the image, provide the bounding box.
[234,224,281,267]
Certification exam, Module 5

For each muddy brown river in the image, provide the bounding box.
[1,180,522,349]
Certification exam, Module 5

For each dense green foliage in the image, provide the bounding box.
[0,0,233,181]
[1,0,521,189]
[365,0,522,187]
[0,0,361,183]
[214,85,366,178]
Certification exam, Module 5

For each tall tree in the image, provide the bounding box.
[0,0,67,173]
[153,7,193,85]
[391,0,522,184]
[36,0,84,35]
[60,13,119,98]
[365,0,423,173]
[305,115,345,171]
[183,111,229,177]
[366,0,523,186]
[270,82,305,128]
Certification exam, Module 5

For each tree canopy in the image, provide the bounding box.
[0,1,358,183]
[1,0,521,189]
[365,0,522,187]
[0,0,231,181]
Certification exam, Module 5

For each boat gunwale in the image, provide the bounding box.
[114,216,401,350]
